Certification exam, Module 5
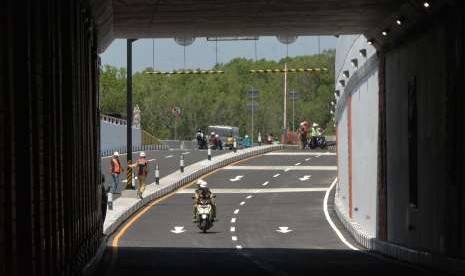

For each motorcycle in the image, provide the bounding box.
[194,197,215,233]
[309,135,327,149]
[196,132,208,149]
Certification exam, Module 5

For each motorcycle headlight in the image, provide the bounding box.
[202,214,207,219]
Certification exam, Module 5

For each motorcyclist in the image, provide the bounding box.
[299,121,309,149]
[311,122,321,137]
[215,134,223,150]
[193,180,217,222]
[226,132,234,149]
[267,133,274,144]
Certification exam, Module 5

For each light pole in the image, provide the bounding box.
[247,88,259,144]
[283,63,288,143]
[289,90,300,132]
[126,38,137,190]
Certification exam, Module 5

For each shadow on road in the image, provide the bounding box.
[96,246,450,276]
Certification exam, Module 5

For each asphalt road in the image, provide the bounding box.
[95,150,454,276]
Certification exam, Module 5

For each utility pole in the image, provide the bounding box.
[283,63,288,143]
[126,38,137,189]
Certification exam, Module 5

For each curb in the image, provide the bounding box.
[333,182,465,274]
[83,144,292,274]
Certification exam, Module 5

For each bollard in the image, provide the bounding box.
[258,132,262,146]
[155,163,160,184]
[132,172,137,189]
[180,154,185,173]
[233,139,237,153]
[107,192,113,210]
[208,147,212,161]
[126,161,133,190]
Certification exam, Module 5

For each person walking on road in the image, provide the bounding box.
[110,152,124,193]
[129,151,149,199]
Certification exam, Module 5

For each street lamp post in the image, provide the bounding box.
[247,88,259,144]
[126,38,137,190]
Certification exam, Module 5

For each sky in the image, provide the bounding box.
[100,36,337,72]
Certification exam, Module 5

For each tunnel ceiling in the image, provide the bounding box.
[92,0,409,51]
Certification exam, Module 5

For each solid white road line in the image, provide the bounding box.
[224,166,337,171]
[323,178,358,251]
[179,188,328,194]
[265,152,336,156]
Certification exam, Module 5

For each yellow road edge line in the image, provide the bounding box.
[111,153,262,248]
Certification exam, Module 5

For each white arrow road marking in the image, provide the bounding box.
[234,209,240,214]
[232,236,238,241]
[230,227,236,232]
[262,181,269,186]
[299,175,312,181]
[276,226,293,234]
[273,173,280,178]
[240,201,246,206]
[170,226,185,234]
[231,218,237,223]
[229,175,244,182]
[295,162,301,166]
[165,155,174,158]
[246,195,253,199]
[236,245,243,250]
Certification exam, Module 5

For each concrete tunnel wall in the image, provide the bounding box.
[335,2,465,268]
[335,35,379,237]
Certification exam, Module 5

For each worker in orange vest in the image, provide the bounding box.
[129,151,149,199]
[110,152,124,193]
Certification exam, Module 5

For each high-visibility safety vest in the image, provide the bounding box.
[137,158,148,176]
[111,159,122,174]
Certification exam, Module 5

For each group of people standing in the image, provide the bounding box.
[110,151,149,199]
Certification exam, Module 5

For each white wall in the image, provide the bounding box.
[335,35,378,237]
[100,119,141,152]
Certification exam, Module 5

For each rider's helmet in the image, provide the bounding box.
[200,181,208,188]
[313,122,319,127]
[211,132,215,136]
[215,134,219,138]
[245,135,249,138]
[113,151,119,157]
[140,151,146,157]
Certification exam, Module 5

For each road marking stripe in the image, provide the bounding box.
[265,152,336,156]
[234,209,240,214]
[224,166,337,171]
[179,188,328,194]
[236,245,243,250]
[262,181,269,186]
[112,154,262,248]
[232,236,238,241]
[305,158,312,161]
[246,195,253,199]
[240,201,246,206]
[295,162,301,166]
[324,178,358,251]
[231,218,236,223]
[273,173,280,178]
[230,227,236,232]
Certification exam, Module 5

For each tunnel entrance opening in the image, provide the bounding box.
[2,1,464,275]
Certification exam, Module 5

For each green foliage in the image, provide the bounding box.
[99,50,336,139]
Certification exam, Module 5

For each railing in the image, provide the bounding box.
[100,144,169,157]
[101,114,128,126]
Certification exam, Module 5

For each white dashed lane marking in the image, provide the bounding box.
[273,173,280,178]
[231,218,236,223]
[234,209,240,214]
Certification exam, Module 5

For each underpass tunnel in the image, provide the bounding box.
[1,0,464,275]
